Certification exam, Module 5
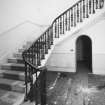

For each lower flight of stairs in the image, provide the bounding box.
[0,42,31,105]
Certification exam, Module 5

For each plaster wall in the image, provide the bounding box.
[0,22,46,64]
[0,0,79,64]
[46,16,105,74]
[0,0,78,35]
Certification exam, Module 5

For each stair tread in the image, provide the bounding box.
[1,63,25,72]
[0,78,24,86]
[0,70,24,76]
[5,62,24,65]
[8,57,24,64]
[8,57,23,60]
[1,63,24,69]
[0,69,25,81]
[0,78,25,93]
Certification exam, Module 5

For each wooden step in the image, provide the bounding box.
[0,78,25,93]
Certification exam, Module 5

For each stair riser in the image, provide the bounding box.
[0,73,25,81]
[1,65,25,71]
[8,59,24,64]
[0,84,25,93]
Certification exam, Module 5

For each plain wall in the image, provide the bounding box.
[0,21,47,64]
[46,13,105,74]
[0,0,78,35]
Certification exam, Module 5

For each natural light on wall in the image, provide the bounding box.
[0,0,78,34]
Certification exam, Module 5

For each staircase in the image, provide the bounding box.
[0,42,32,105]
[0,0,105,105]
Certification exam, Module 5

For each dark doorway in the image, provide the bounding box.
[76,35,92,73]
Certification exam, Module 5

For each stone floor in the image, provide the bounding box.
[1,62,105,105]
[45,62,105,105]
[21,68,105,105]
[0,89,24,105]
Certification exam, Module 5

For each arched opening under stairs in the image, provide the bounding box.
[76,35,92,73]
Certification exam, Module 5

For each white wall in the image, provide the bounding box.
[85,19,105,74]
[0,0,78,35]
[0,21,46,64]
[46,37,76,72]
[46,13,105,74]
[0,0,79,63]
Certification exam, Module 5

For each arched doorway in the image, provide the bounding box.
[76,35,92,73]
